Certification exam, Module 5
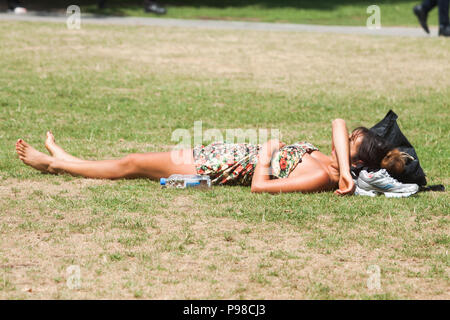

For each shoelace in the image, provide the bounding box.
[377,169,400,185]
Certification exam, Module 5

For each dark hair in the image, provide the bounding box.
[352,127,407,175]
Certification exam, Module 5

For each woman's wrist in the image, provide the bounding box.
[339,170,352,180]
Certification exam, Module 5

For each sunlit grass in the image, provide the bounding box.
[0,21,448,299]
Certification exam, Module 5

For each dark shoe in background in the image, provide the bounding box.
[413,5,430,34]
[438,25,450,36]
[145,1,167,15]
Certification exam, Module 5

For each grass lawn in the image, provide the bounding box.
[0,21,449,299]
[11,0,440,27]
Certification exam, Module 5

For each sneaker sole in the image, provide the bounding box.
[357,186,418,198]
[355,188,378,197]
[384,190,418,198]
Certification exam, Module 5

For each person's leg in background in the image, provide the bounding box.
[413,0,437,33]
[98,0,106,9]
[438,0,450,35]
[7,0,18,10]
[422,0,438,12]
[414,0,450,36]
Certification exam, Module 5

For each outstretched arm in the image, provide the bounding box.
[331,119,355,195]
[250,139,330,194]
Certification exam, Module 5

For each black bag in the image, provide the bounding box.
[369,110,427,186]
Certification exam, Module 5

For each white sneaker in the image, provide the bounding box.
[352,176,377,197]
[357,169,419,198]
[13,7,27,14]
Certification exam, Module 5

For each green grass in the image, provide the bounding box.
[23,0,440,27]
[0,21,448,299]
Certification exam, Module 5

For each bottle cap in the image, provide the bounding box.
[160,178,166,186]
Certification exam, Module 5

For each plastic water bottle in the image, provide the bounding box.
[160,174,211,189]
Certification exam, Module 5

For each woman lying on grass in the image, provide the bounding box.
[15,119,406,195]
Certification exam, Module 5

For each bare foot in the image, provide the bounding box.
[45,131,82,162]
[16,139,54,173]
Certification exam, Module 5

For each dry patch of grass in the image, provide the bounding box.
[4,23,450,98]
[0,178,108,199]
[0,178,447,299]
[0,21,448,300]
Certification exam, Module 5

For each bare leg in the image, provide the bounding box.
[17,139,197,180]
[49,150,197,179]
[45,131,84,162]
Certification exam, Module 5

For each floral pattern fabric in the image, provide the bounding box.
[270,142,318,179]
[193,141,318,186]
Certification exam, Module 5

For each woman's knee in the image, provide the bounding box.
[120,154,141,175]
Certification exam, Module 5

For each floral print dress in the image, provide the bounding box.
[192,141,318,186]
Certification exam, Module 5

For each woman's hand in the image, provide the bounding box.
[334,172,355,196]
